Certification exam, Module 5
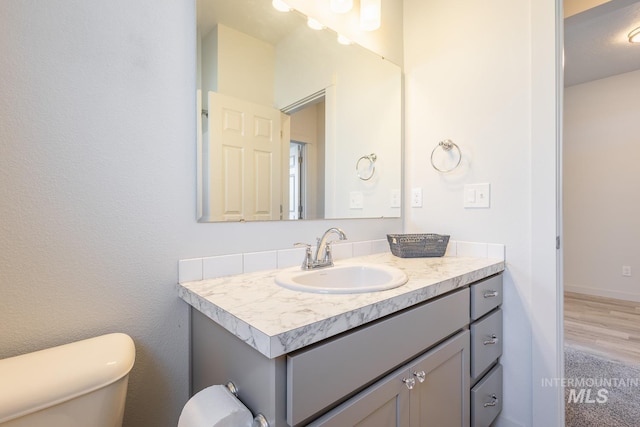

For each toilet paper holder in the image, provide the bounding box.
[226,382,270,427]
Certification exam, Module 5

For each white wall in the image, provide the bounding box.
[275,22,402,219]
[403,0,561,426]
[0,1,400,426]
[216,25,276,106]
[564,69,640,301]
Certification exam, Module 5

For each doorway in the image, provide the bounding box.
[563,0,640,353]
[282,92,326,220]
[563,1,640,424]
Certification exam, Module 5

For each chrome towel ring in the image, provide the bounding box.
[356,153,377,181]
[430,139,461,173]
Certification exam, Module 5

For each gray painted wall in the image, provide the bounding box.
[0,1,400,425]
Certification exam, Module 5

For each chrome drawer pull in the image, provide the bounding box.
[402,377,416,390]
[253,414,269,427]
[483,334,498,345]
[413,370,426,383]
[483,394,499,407]
[483,290,499,298]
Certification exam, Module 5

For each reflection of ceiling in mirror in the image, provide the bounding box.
[197,0,304,45]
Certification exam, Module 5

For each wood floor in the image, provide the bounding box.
[564,292,640,366]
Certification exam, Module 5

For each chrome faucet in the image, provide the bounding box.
[315,227,347,267]
[295,227,348,270]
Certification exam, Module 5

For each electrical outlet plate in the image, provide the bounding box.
[411,187,422,207]
[622,265,632,277]
[464,183,490,208]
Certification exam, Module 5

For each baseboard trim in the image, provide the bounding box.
[564,284,640,303]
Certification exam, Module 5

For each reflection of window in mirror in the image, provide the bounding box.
[289,142,303,220]
[287,98,326,221]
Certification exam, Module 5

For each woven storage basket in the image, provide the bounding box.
[387,234,450,258]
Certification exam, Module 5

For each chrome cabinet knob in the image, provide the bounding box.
[413,370,426,383]
[402,377,416,390]
[483,394,499,407]
[483,334,498,345]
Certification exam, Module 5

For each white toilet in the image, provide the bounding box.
[0,333,135,427]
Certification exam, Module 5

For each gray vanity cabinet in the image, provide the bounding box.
[308,330,469,427]
[189,274,504,427]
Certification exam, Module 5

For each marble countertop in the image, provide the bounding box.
[177,252,505,359]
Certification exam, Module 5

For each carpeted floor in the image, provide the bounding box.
[565,346,640,426]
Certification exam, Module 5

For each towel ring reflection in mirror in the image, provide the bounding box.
[430,139,462,173]
[356,153,377,181]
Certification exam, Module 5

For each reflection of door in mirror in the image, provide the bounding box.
[288,99,326,220]
[203,92,288,222]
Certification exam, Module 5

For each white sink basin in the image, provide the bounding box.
[275,264,408,294]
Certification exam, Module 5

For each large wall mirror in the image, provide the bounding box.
[196,0,402,222]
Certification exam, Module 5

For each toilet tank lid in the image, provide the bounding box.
[0,333,135,424]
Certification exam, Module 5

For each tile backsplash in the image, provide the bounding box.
[178,239,505,283]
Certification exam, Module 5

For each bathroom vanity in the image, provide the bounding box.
[178,252,504,426]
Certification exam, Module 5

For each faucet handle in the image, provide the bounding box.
[323,241,335,265]
[294,243,313,270]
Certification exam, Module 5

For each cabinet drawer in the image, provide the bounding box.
[287,288,470,426]
[470,275,502,321]
[471,364,503,427]
[470,309,502,380]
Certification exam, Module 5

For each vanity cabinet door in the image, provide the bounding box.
[306,367,410,427]
[409,330,470,427]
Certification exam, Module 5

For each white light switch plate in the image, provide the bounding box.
[390,189,401,208]
[464,183,490,208]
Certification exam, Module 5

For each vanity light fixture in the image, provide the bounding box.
[629,26,640,43]
[330,0,353,14]
[360,0,381,31]
[271,0,291,12]
[307,18,325,30]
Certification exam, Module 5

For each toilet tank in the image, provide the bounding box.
[0,333,135,427]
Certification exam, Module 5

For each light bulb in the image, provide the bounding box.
[307,18,325,30]
[330,0,353,14]
[360,0,381,31]
[337,34,352,45]
[272,0,291,12]
[629,27,640,43]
